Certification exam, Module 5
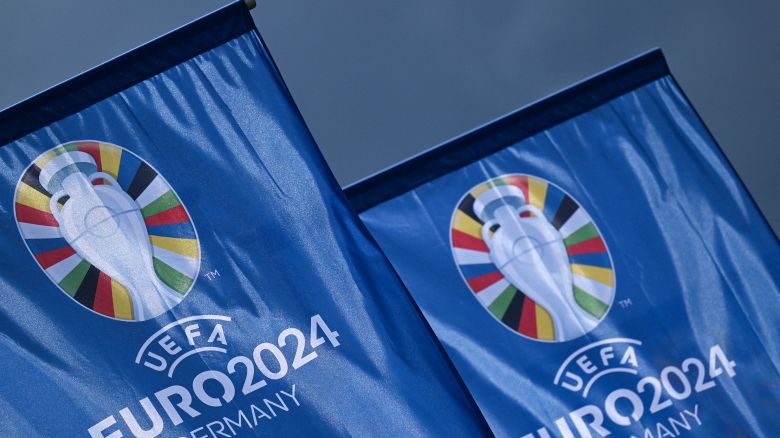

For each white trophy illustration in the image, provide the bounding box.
[40,151,183,321]
[474,185,597,341]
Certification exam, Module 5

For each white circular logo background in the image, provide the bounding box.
[14,141,200,321]
[450,174,615,342]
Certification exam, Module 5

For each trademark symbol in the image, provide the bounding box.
[618,298,633,309]
[204,269,220,280]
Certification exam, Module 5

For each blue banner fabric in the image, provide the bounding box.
[0,2,488,436]
[346,49,780,437]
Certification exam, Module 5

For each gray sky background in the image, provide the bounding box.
[1,1,777,235]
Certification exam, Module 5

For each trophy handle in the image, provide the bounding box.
[49,190,67,226]
[89,172,121,189]
[481,219,498,252]
[517,204,545,219]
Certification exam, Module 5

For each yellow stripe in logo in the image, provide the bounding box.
[571,264,614,287]
[528,177,548,211]
[111,280,134,320]
[150,235,199,259]
[16,182,52,212]
[535,304,555,340]
[100,142,122,179]
[453,210,483,239]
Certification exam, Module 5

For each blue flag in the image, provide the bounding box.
[346,50,780,437]
[0,3,488,436]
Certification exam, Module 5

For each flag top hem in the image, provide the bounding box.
[0,1,253,147]
[344,48,670,212]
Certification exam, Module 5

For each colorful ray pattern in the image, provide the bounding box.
[451,174,614,341]
[15,141,200,321]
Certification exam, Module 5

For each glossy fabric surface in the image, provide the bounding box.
[0,4,487,436]
[350,54,780,436]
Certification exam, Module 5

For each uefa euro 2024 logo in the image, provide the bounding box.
[14,141,200,322]
[451,174,615,342]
